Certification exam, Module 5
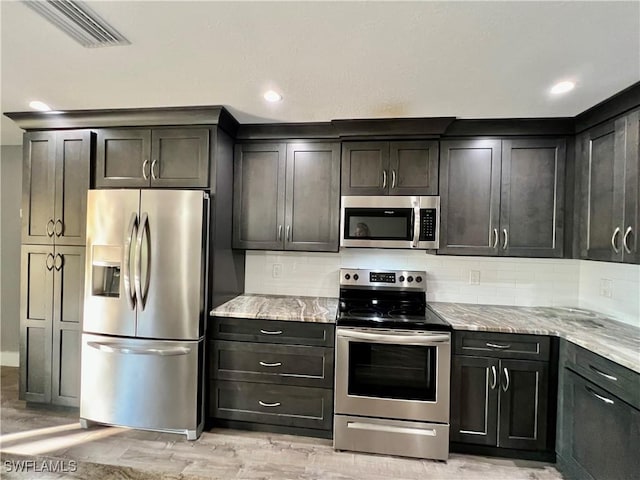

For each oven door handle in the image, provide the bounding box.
[337,329,450,345]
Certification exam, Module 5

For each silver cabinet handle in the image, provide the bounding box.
[623,226,633,254]
[54,253,63,271]
[490,365,497,390]
[260,329,283,335]
[277,225,283,241]
[46,219,55,237]
[486,342,511,350]
[151,159,158,179]
[502,228,508,250]
[54,219,63,237]
[502,367,510,392]
[259,361,282,367]
[258,401,281,408]
[611,227,621,253]
[46,253,55,271]
[142,159,149,180]
[134,212,149,311]
[123,212,138,310]
[492,228,498,248]
[382,170,387,189]
[589,365,617,382]
[586,386,614,405]
[391,169,397,189]
[286,225,291,242]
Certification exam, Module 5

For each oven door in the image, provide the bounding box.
[335,327,450,424]
[341,196,419,248]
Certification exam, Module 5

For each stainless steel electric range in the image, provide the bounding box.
[333,268,452,461]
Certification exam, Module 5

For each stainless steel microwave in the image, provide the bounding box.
[340,196,440,249]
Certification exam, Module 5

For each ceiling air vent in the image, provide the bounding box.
[23,0,130,48]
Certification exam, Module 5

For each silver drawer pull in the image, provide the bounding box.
[260,329,283,335]
[486,342,511,349]
[589,365,618,382]
[586,386,614,405]
[258,401,281,408]
[259,361,282,367]
[347,422,436,437]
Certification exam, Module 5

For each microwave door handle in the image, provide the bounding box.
[412,202,420,248]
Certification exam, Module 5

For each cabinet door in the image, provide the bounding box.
[284,142,341,251]
[232,143,286,249]
[560,369,640,480]
[622,110,639,264]
[341,141,389,195]
[388,141,439,195]
[51,246,84,407]
[500,139,566,257]
[439,140,502,255]
[450,356,499,446]
[22,132,56,244]
[498,359,549,450]
[150,128,209,188]
[54,131,92,246]
[20,245,54,403]
[579,120,625,261]
[95,129,151,188]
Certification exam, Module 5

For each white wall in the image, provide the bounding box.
[1,145,22,366]
[245,251,640,327]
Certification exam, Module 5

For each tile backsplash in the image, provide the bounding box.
[245,251,640,327]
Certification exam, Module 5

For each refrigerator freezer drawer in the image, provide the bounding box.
[80,334,203,438]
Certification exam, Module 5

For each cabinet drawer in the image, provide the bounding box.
[211,317,335,347]
[454,331,550,361]
[562,341,639,410]
[211,381,333,431]
[211,341,334,388]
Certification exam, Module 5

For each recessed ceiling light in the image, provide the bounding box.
[550,81,575,95]
[264,90,283,102]
[29,100,52,111]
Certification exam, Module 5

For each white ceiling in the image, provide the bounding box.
[1,1,639,145]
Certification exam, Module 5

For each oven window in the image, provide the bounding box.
[344,208,413,240]
[348,342,436,401]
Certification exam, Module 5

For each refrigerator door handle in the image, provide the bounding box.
[135,212,149,311]
[87,341,191,356]
[123,213,138,310]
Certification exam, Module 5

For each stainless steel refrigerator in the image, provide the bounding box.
[80,189,209,440]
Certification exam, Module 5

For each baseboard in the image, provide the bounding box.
[0,350,19,367]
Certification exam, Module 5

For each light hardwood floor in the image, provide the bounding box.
[0,367,564,479]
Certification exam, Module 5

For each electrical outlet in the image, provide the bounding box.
[469,270,481,285]
[599,278,612,298]
[272,263,283,279]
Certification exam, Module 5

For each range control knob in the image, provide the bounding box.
[416,276,423,283]
[353,274,359,281]
[345,274,351,280]
[407,276,414,283]
[399,275,405,282]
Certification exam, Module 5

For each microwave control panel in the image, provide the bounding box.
[420,209,437,241]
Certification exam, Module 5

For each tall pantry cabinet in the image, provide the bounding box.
[20,130,92,406]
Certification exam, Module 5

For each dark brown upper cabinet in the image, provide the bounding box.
[578,109,639,264]
[439,138,566,257]
[22,130,92,246]
[95,127,210,188]
[233,142,341,252]
[341,140,438,196]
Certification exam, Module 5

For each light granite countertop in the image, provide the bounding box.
[210,294,338,323]
[210,294,639,374]
[429,303,640,374]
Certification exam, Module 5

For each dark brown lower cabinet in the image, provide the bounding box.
[557,341,640,480]
[451,355,552,456]
[20,245,84,407]
[209,317,335,438]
